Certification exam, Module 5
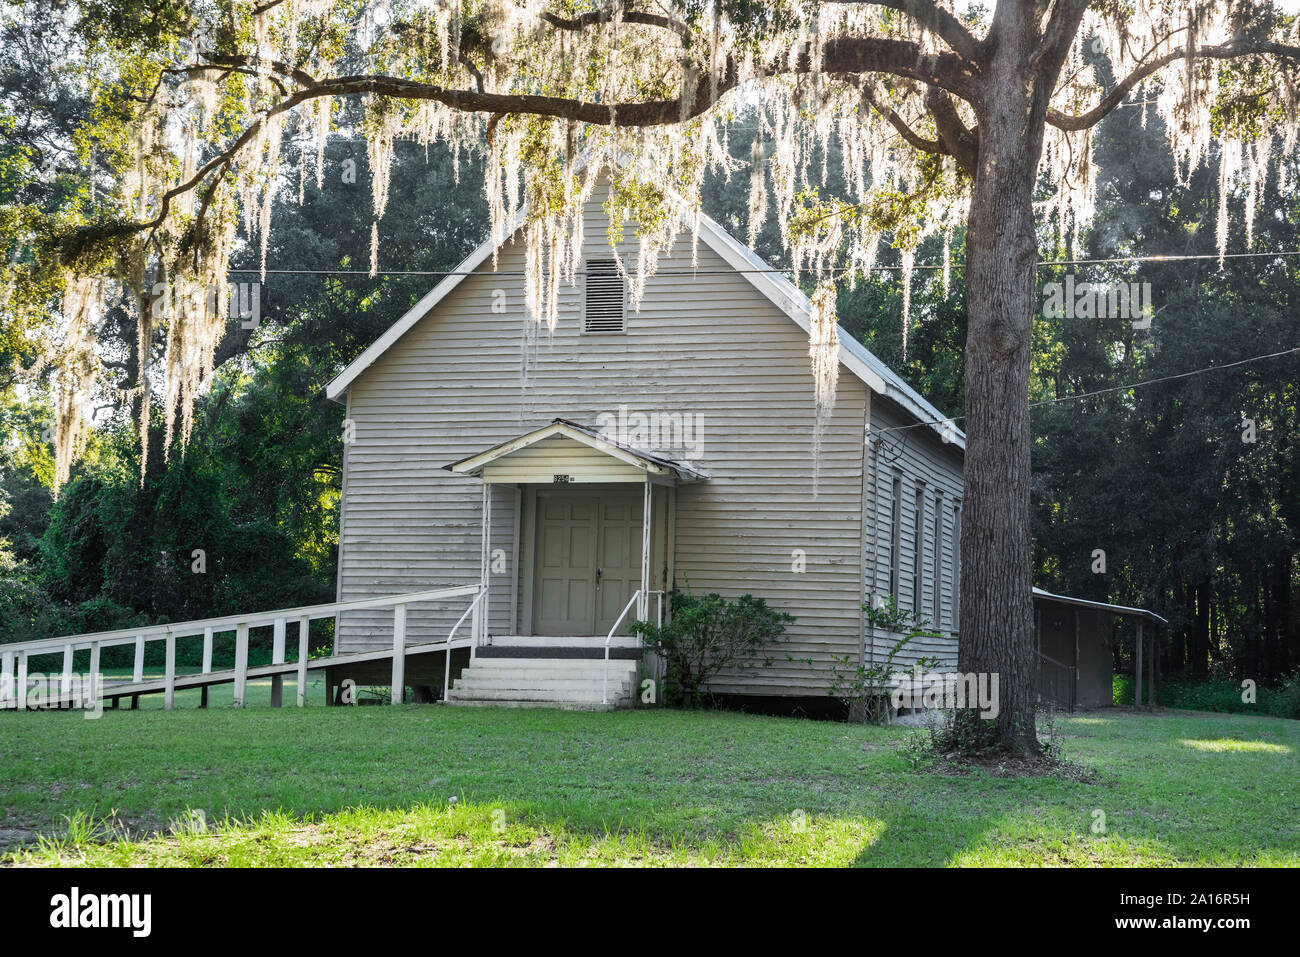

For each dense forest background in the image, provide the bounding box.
[2,9,1297,694]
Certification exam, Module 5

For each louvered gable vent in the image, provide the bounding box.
[583,260,626,333]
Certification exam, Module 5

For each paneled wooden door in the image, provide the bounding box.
[533,491,642,636]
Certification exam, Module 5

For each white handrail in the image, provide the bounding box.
[600,589,667,706]
[0,585,481,656]
[443,589,487,696]
[602,591,641,706]
[2,584,483,711]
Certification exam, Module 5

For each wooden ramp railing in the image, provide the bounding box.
[0,585,483,711]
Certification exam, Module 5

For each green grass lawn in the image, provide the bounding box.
[1,703,1296,866]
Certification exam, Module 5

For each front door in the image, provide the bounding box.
[595,496,644,634]
[533,492,642,636]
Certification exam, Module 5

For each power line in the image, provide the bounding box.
[1037,250,1300,267]
[228,248,1300,277]
[875,345,1300,439]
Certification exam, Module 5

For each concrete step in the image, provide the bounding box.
[445,654,639,710]
[453,676,631,694]
[444,698,618,711]
[464,660,638,677]
[445,686,630,705]
[487,635,641,650]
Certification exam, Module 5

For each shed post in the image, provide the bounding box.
[1073,609,1080,712]
[1135,620,1144,707]
[1149,627,1158,707]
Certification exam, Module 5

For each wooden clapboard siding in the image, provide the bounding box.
[334,182,965,697]
[335,185,871,695]
[864,396,964,674]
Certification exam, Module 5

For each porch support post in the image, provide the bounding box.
[640,477,651,621]
[478,482,492,644]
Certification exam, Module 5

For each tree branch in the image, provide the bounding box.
[61,28,984,256]
[825,0,984,67]
[1030,0,1090,76]
[925,85,979,177]
[539,7,691,41]
[1048,38,1300,132]
[852,79,947,155]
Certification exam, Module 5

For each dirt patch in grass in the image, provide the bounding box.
[924,750,1100,783]
[0,828,38,852]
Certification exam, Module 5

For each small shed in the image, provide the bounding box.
[1033,588,1167,710]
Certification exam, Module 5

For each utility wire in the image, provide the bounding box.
[228,248,1300,277]
[875,345,1300,439]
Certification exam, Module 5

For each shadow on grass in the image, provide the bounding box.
[2,705,1297,866]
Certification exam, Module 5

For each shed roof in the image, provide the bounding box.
[1033,587,1168,627]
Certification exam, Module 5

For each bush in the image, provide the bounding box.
[1112,673,1300,719]
[827,596,941,723]
[633,590,793,708]
[1267,671,1300,719]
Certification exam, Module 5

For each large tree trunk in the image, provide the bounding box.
[956,9,1050,754]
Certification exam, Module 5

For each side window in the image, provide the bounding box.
[911,485,925,613]
[932,493,943,628]
[951,502,962,629]
[888,472,902,602]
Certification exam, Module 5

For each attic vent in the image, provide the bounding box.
[583,260,626,334]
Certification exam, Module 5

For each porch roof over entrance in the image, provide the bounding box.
[444,418,708,485]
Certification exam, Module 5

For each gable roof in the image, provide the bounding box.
[445,418,708,482]
[325,207,964,449]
